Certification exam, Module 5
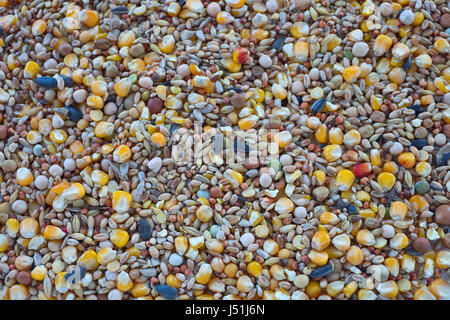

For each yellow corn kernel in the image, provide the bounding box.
[397,152,416,169]
[389,232,409,250]
[80,9,98,27]
[323,144,342,162]
[305,281,321,299]
[346,245,364,265]
[9,284,28,300]
[43,225,65,240]
[429,278,450,300]
[130,283,150,298]
[314,124,328,144]
[336,169,355,191]
[167,2,181,16]
[86,95,104,109]
[414,288,436,300]
[24,61,40,79]
[342,66,361,82]
[361,0,375,16]
[5,218,19,237]
[308,249,328,266]
[291,22,309,38]
[343,129,361,147]
[434,38,449,54]
[150,132,166,147]
[383,161,398,174]
[113,145,132,163]
[90,80,107,96]
[110,229,130,248]
[409,195,428,213]
[370,149,381,167]
[294,41,309,60]
[97,247,117,265]
[392,42,410,60]
[112,191,133,214]
[358,289,377,300]
[32,19,47,36]
[64,53,78,68]
[355,229,375,246]
[60,183,85,201]
[388,67,406,85]
[114,78,131,97]
[118,31,135,48]
[377,172,396,191]
[331,234,351,251]
[390,201,408,220]
[311,230,331,250]
[216,11,234,24]
[175,236,188,255]
[91,170,109,186]
[222,58,241,73]
[415,54,432,68]
[313,170,326,186]
[49,129,68,143]
[326,281,345,297]
[237,275,254,293]
[434,77,450,93]
[384,257,399,277]
[94,121,114,138]
[16,167,34,186]
[159,34,175,54]
[436,250,450,269]
[247,261,263,277]
[196,263,213,284]
[373,35,393,56]
[77,250,98,270]
[342,281,358,299]
[116,271,133,292]
[328,127,343,144]
[166,274,182,289]
[196,205,213,223]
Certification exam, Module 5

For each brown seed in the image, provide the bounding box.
[370,111,386,123]
[96,39,112,50]
[147,97,164,114]
[435,205,450,225]
[440,13,450,28]
[210,186,223,198]
[0,125,8,140]
[58,43,72,56]
[443,234,450,249]
[16,271,31,285]
[231,94,246,108]
[412,237,430,253]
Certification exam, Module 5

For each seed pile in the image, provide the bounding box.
[0,0,449,300]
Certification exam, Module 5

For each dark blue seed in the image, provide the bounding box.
[405,247,422,256]
[310,263,333,278]
[33,77,57,89]
[437,152,450,166]
[310,98,326,114]
[272,37,286,52]
[139,219,152,241]
[61,75,74,87]
[170,124,179,135]
[111,6,128,13]
[65,105,83,122]
[403,54,412,71]
[155,284,178,300]
[408,104,426,116]
[336,199,346,210]
[65,266,86,284]
[347,204,357,214]
[226,87,242,93]
[0,27,3,36]
[411,139,426,149]
[178,0,186,6]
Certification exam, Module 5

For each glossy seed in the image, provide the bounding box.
[138,219,152,241]
[272,37,286,52]
[310,263,333,277]
[310,98,326,113]
[65,105,83,122]
[155,284,178,299]
[33,77,57,88]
